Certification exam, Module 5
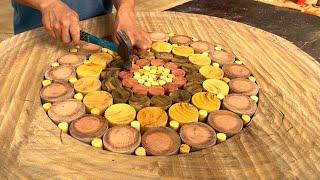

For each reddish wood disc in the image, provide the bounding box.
[229,78,259,96]
[150,59,165,66]
[58,54,86,66]
[207,110,243,137]
[164,62,178,70]
[209,50,236,66]
[142,127,181,156]
[173,76,187,88]
[122,78,138,88]
[163,83,179,94]
[130,64,140,73]
[149,32,170,42]
[190,41,213,53]
[148,86,165,96]
[180,122,216,151]
[70,114,108,143]
[223,94,257,116]
[48,99,86,124]
[222,64,251,79]
[132,84,148,95]
[45,65,76,81]
[103,125,141,154]
[118,71,132,79]
[79,41,102,53]
[40,81,74,103]
[136,59,151,67]
[171,68,186,77]
[170,35,193,46]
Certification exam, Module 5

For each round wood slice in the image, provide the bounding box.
[137,107,168,132]
[132,84,149,95]
[202,79,229,96]
[186,73,206,83]
[191,92,221,112]
[108,59,124,68]
[168,103,199,124]
[128,94,151,111]
[101,68,121,80]
[111,87,132,104]
[101,77,122,92]
[183,82,203,95]
[209,50,236,66]
[89,52,113,69]
[169,89,191,103]
[207,110,243,137]
[164,62,178,70]
[223,94,257,116]
[170,35,192,46]
[199,65,224,79]
[149,32,170,42]
[105,103,136,126]
[150,59,165,66]
[148,86,165,96]
[48,99,86,124]
[142,127,181,156]
[83,91,113,114]
[136,59,150,67]
[76,63,103,79]
[74,77,101,95]
[40,81,74,103]
[79,41,102,54]
[45,65,76,81]
[150,95,173,110]
[188,54,211,67]
[135,49,149,59]
[229,78,259,96]
[103,125,141,154]
[155,52,173,62]
[163,83,180,94]
[58,54,86,66]
[151,41,173,53]
[190,41,213,53]
[172,45,194,58]
[222,64,251,79]
[70,114,108,143]
[171,57,189,64]
[180,122,216,151]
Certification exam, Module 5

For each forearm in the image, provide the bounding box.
[113,0,135,12]
[13,0,58,11]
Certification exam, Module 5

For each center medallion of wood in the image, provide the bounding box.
[137,107,168,132]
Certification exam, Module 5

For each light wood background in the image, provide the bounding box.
[0,12,319,179]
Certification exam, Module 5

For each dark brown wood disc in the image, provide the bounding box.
[44,65,76,81]
[40,81,74,103]
[101,68,121,80]
[101,77,122,92]
[222,64,252,79]
[155,52,173,62]
[142,127,181,156]
[183,82,204,95]
[70,114,108,143]
[171,57,189,64]
[209,50,236,66]
[150,95,173,110]
[223,94,257,116]
[58,54,86,66]
[179,63,199,75]
[180,122,216,151]
[48,99,86,124]
[229,78,259,96]
[170,35,193,46]
[103,125,141,154]
[186,73,206,84]
[128,94,151,111]
[111,87,132,104]
[169,89,191,103]
[190,41,213,53]
[207,110,243,137]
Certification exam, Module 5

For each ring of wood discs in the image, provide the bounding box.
[40,32,260,156]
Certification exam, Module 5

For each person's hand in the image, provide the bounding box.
[40,0,80,45]
[113,8,151,50]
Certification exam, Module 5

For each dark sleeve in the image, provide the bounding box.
[102,0,113,12]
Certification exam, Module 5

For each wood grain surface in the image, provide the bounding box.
[0,12,319,179]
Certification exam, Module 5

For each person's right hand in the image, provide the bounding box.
[40,0,80,45]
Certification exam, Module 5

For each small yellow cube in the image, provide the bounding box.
[143,66,150,71]
[133,75,141,80]
[212,62,220,68]
[138,79,145,84]
[42,103,52,111]
[147,78,153,83]
[150,69,157,74]
[42,79,52,87]
[167,74,175,79]
[242,114,251,125]
[69,77,78,84]
[235,60,243,65]
[217,133,227,143]
[222,77,230,83]
[169,120,179,131]
[158,80,166,86]
[179,144,190,154]
[198,110,208,121]
[160,75,167,80]
[165,78,173,83]
[163,68,171,74]
[249,76,256,82]
[192,37,199,42]
[144,82,151,87]
[74,92,84,101]
[250,95,259,102]
[130,120,140,131]
[51,62,60,67]
[101,48,108,53]
[150,66,157,70]
[202,52,209,56]
[138,69,144,75]
[168,33,175,37]
[90,108,100,115]
[135,147,146,156]
[217,93,225,100]
[133,72,141,76]
[91,137,103,148]
[151,81,160,86]
[69,48,78,53]
[158,66,164,71]
[214,46,222,51]
[83,60,91,64]
[141,75,148,80]
[58,122,69,133]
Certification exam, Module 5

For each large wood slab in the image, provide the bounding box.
[0,12,319,179]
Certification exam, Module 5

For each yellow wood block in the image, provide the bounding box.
[189,54,211,67]
[199,65,224,79]
[74,77,101,95]
[83,91,113,115]
[151,41,173,53]
[76,63,103,79]
[168,103,199,124]
[105,103,136,126]
[89,52,113,69]
[203,79,229,95]
[191,92,221,112]
[179,144,190,154]
[172,45,194,58]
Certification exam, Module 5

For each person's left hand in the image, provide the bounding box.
[113,8,152,50]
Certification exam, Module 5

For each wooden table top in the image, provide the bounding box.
[0,12,319,179]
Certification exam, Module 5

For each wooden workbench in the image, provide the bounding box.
[0,12,319,179]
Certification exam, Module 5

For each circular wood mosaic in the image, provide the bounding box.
[40,32,260,156]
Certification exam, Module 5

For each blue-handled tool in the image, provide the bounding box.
[80,30,133,70]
